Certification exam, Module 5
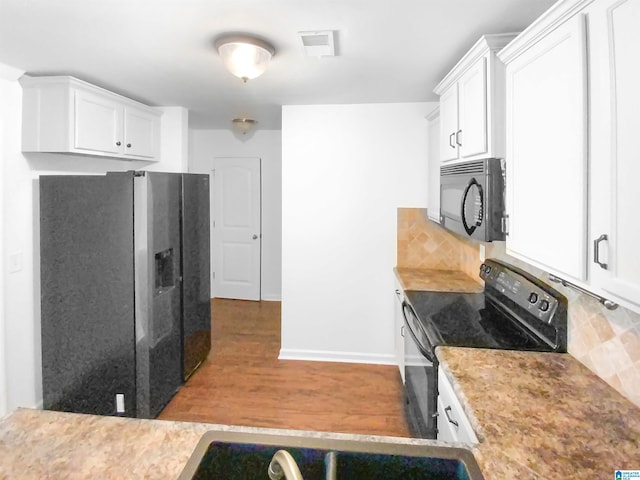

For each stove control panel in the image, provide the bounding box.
[480,260,559,324]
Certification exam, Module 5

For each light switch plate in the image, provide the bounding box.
[8,251,22,273]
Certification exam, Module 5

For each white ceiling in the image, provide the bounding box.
[0,0,556,130]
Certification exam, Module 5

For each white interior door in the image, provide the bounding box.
[212,157,261,300]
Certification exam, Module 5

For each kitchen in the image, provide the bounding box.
[1,0,640,478]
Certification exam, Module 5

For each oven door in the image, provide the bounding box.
[402,301,437,439]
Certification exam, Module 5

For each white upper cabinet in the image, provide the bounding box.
[20,76,160,161]
[426,106,441,223]
[500,0,640,313]
[439,85,459,162]
[588,0,640,310]
[123,106,159,159]
[458,58,488,158]
[74,89,123,155]
[434,34,517,164]
[501,13,588,282]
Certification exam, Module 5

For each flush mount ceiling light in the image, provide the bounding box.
[215,35,275,82]
[232,118,257,135]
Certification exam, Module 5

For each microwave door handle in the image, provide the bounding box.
[461,178,483,236]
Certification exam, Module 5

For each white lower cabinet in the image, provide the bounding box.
[437,368,478,444]
[393,280,405,384]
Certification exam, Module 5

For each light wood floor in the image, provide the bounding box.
[158,298,411,438]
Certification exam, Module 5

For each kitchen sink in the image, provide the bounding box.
[178,431,484,480]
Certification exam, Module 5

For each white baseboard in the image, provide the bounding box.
[261,294,282,302]
[278,348,396,365]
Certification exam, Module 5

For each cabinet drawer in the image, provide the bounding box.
[437,368,478,444]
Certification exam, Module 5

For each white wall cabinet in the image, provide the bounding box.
[501,13,588,282]
[426,107,441,223]
[588,0,640,310]
[20,75,160,161]
[393,280,405,383]
[437,368,478,444]
[434,34,516,164]
[499,0,640,313]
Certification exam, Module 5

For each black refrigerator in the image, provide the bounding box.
[39,171,211,419]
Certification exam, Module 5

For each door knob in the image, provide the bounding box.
[252,234,258,240]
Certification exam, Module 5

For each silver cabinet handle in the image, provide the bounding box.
[455,129,462,146]
[400,325,405,337]
[444,406,459,427]
[449,132,455,149]
[252,234,258,240]
[593,234,608,270]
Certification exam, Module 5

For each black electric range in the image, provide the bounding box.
[400,258,568,439]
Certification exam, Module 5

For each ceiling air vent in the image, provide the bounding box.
[298,31,336,57]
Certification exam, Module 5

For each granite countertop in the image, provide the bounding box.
[437,347,640,479]
[0,408,453,479]
[3,348,639,479]
[394,267,483,293]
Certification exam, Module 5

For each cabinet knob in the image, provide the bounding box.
[455,130,462,147]
[126,143,132,148]
[116,141,121,146]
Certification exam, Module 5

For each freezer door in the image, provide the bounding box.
[134,172,183,418]
[181,173,212,380]
[40,174,136,417]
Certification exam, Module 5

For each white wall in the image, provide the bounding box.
[281,102,436,363]
[0,63,189,416]
[0,63,25,418]
[189,129,282,301]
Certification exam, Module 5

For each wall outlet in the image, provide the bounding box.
[479,245,486,262]
[116,393,125,413]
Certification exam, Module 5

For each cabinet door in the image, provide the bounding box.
[436,368,478,443]
[505,15,588,281]
[74,90,123,154]
[427,109,441,223]
[124,107,158,159]
[458,58,488,158]
[589,0,640,309]
[440,84,459,162]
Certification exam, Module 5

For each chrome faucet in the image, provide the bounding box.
[267,450,304,480]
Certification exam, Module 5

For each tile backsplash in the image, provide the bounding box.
[397,207,640,408]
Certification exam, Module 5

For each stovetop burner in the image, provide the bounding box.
[404,259,568,354]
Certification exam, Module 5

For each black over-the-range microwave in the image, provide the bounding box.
[439,158,506,242]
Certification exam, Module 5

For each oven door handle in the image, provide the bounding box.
[401,301,435,363]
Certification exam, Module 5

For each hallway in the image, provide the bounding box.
[158,299,411,437]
